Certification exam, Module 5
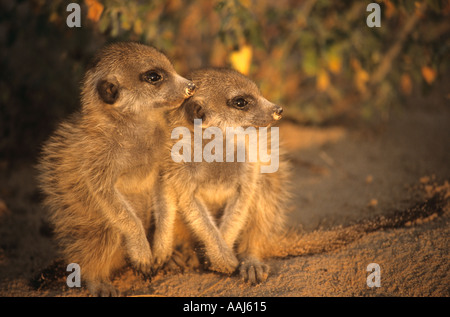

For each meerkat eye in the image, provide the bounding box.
[142,71,162,84]
[233,98,248,108]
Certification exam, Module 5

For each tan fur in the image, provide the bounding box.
[37,42,195,296]
[152,68,291,283]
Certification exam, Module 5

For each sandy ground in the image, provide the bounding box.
[0,90,448,297]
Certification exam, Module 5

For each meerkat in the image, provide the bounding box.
[151,68,290,284]
[37,42,196,296]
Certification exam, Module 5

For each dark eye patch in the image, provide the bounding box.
[140,69,165,84]
[227,95,254,111]
[234,98,248,108]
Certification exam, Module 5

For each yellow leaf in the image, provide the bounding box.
[230,45,252,75]
[122,20,131,31]
[316,70,330,92]
[134,19,143,35]
[327,54,342,74]
[351,59,369,93]
[326,46,342,74]
[358,70,369,82]
[85,0,104,23]
[355,68,369,94]
[421,66,436,84]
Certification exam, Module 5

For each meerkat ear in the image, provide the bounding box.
[97,77,120,104]
[184,99,206,123]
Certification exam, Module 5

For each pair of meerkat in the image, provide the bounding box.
[38,42,290,296]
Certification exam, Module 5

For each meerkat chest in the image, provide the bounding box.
[197,182,237,212]
[195,161,245,184]
[194,162,245,208]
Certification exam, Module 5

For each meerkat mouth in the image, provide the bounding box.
[185,88,195,97]
[185,82,196,97]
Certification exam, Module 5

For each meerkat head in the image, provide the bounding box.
[81,42,196,115]
[180,68,282,129]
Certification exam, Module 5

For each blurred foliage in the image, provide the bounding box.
[0,0,449,161]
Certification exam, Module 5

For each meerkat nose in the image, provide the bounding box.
[185,82,196,97]
[272,106,283,120]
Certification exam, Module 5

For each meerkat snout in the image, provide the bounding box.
[272,106,283,121]
[185,82,196,97]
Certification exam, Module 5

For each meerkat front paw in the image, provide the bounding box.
[151,241,173,273]
[127,239,153,280]
[239,257,270,284]
[207,247,239,275]
[130,257,152,281]
[152,251,172,272]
